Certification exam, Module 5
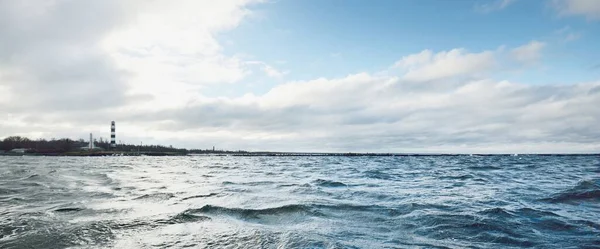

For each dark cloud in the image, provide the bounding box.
[0,0,130,112]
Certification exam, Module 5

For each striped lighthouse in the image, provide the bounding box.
[110,121,116,149]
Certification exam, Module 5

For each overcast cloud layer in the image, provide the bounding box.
[1,0,599,153]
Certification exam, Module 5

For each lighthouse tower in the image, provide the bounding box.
[110,121,116,149]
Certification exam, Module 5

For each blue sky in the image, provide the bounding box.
[214,0,599,94]
[1,0,600,153]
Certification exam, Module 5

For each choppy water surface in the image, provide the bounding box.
[1,155,599,248]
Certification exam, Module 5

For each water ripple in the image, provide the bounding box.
[0,155,599,248]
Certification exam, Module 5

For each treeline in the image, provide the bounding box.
[0,136,78,153]
[0,136,247,154]
[98,141,187,153]
[0,136,189,153]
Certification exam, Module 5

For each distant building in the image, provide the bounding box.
[10,148,27,153]
[80,133,102,151]
[89,133,93,150]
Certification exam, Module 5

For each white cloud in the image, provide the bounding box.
[0,0,265,111]
[510,41,546,64]
[109,76,600,153]
[475,0,517,13]
[555,26,582,42]
[263,65,288,78]
[565,32,582,41]
[1,1,599,153]
[9,68,599,153]
[101,0,265,108]
[246,61,289,78]
[553,0,600,20]
[394,49,496,82]
[555,26,571,34]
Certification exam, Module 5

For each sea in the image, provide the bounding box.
[0,155,599,249]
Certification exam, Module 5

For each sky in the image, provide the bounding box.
[1,0,599,153]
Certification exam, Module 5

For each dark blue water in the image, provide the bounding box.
[1,155,599,248]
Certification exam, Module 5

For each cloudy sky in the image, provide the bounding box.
[1,0,599,153]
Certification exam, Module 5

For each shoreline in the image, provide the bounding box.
[1,152,598,157]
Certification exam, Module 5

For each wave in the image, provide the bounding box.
[276,183,301,188]
[313,179,347,187]
[543,179,600,203]
[0,188,17,195]
[0,219,115,248]
[414,213,533,246]
[133,193,175,201]
[53,207,85,213]
[180,193,217,201]
[467,165,501,170]
[24,174,40,179]
[573,219,600,231]
[188,204,314,217]
[478,207,514,218]
[478,206,590,236]
[181,203,417,222]
[363,170,394,180]
[179,202,447,224]
[469,232,536,247]
[244,181,276,186]
[514,207,560,218]
[318,202,449,218]
[479,207,564,222]
[158,212,211,225]
[170,204,319,225]
[439,174,474,180]
[222,181,275,186]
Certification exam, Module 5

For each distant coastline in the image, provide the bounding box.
[1,152,598,157]
[1,135,598,157]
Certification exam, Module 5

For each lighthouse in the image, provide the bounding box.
[110,121,116,149]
